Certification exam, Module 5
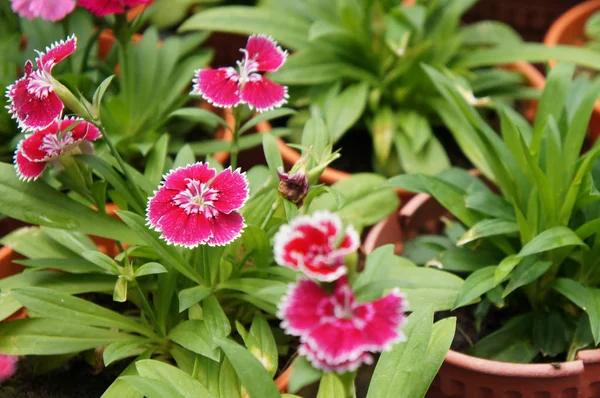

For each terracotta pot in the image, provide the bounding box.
[544,0,600,144]
[276,62,544,204]
[363,190,600,398]
[275,365,292,393]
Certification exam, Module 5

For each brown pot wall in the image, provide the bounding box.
[544,0,600,144]
[363,190,600,398]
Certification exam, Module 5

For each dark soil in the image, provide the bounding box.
[0,356,128,398]
[329,129,374,175]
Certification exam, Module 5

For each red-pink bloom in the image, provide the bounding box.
[274,211,359,282]
[0,355,18,383]
[77,0,151,16]
[147,163,249,248]
[192,34,288,112]
[10,0,75,21]
[14,117,101,181]
[6,35,77,131]
[278,277,407,373]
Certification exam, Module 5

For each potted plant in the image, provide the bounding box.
[0,32,463,396]
[367,63,600,396]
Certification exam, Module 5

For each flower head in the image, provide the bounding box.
[147,163,249,248]
[0,355,18,383]
[77,0,151,16]
[274,211,359,282]
[14,117,101,181]
[6,35,77,131]
[10,0,75,21]
[278,277,407,373]
[278,166,309,207]
[192,34,288,112]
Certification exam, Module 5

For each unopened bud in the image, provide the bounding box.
[278,167,309,207]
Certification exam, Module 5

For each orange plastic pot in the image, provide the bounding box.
[544,0,600,144]
[363,188,600,398]
[276,62,545,204]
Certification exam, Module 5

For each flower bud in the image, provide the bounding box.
[277,167,309,207]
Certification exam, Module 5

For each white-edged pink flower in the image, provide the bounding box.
[77,0,152,17]
[146,163,249,248]
[191,34,288,112]
[0,355,18,383]
[278,277,407,373]
[14,117,101,181]
[274,211,359,282]
[10,0,75,21]
[6,35,77,131]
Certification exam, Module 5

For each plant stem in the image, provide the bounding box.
[229,106,243,169]
[260,197,281,230]
[133,282,164,339]
[80,30,102,74]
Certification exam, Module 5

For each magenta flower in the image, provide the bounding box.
[0,355,18,383]
[14,117,101,181]
[6,35,77,131]
[278,277,407,373]
[191,34,288,112]
[10,0,75,21]
[77,0,151,16]
[274,211,359,282]
[146,163,249,248]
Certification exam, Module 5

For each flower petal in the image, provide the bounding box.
[60,117,101,141]
[210,167,249,214]
[206,211,245,246]
[278,279,331,337]
[359,290,408,350]
[163,162,216,191]
[300,343,373,374]
[0,354,18,382]
[240,75,287,112]
[191,68,241,108]
[156,208,212,248]
[15,145,47,181]
[78,0,150,16]
[245,34,287,72]
[36,35,77,71]
[20,127,56,162]
[6,75,63,131]
[147,187,177,230]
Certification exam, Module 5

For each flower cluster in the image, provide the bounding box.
[10,0,151,20]
[192,35,288,113]
[78,0,152,17]
[146,163,249,248]
[275,212,408,373]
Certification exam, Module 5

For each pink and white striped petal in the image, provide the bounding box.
[206,211,246,246]
[300,342,373,374]
[10,0,75,21]
[209,167,249,214]
[14,147,47,181]
[191,68,241,108]
[245,34,287,72]
[163,163,216,191]
[36,35,77,72]
[6,75,63,131]
[240,75,287,112]
[278,278,331,337]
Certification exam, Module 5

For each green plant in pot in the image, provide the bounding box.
[179,0,600,181]
[389,62,600,365]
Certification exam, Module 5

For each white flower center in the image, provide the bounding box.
[40,132,74,158]
[27,70,55,98]
[236,50,259,85]
[173,178,220,217]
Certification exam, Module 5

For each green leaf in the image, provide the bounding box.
[239,108,296,135]
[134,262,168,277]
[503,259,552,298]
[0,163,142,244]
[469,314,537,363]
[179,6,310,50]
[586,289,600,344]
[102,350,153,398]
[372,107,395,167]
[93,75,115,114]
[0,318,136,355]
[103,339,152,366]
[457,219,518,246]
[494,255,521,285]
[144,134,170,186]
[169,107,229,130]
[203,295,232,348]
[316,373,345,398]
[120,376,185,398]
[465,191,516,221]
[217,338,280,398]
[10,287,154,338]
[288,356,322,394]
[454,266,496,309]
[113,276,128,302]
[326,82,369,142]
[178,285,211,313]
[262,133,284,179]
[518,227,588,257]
[552,278,590,310]
[246,313,278,377]
[135,359,216,398]
[532,312,567,357]
[173,144,197,169]
[219,357,242,398]
[168,320,220,361]
[82,250,120,274]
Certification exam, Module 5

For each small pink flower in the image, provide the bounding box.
[77,0,151,16]
[0,355,18,383]
[147,163,249,248]
[14,117,101,181]
[10,0,75,21]
[274,211,359,282]
[6,35,77,131]
[192,34,288,112]
[278,277,407,373]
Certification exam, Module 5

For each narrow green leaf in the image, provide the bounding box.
[119,376,186,398]
[178,285,211,312]
[502,259,552,298]
[239,108,296,135]
[454,266,496,309]
[316,373,345,398]
[135,262,168,277]
[168,320,219,361]
[144,134,170,186]
[103,339,152,366]
[136,359,216,398]
[518,227,588,257]
[457,219,518,246]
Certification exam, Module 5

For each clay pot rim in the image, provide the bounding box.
[276,62,545,188]
[544,0,600,47]
[364,185,600,378]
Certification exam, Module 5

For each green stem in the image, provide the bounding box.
[229,106,243,169]
[80,30,102,74]
[260,197,281,230]
[133,282,164,339]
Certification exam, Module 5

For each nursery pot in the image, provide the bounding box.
[544,0,600,144]
[363,186,600,398]
[275,62,544,204]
